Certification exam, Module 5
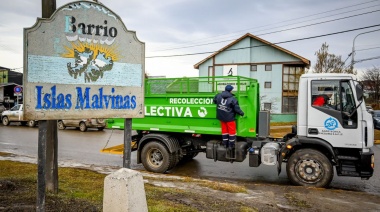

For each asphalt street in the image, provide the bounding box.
[0,124,379,194]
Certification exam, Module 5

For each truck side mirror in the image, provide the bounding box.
[355,83,364,101]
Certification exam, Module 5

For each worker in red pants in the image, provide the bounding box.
[213,85,245,149]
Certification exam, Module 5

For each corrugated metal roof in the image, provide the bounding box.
[0,83,21,88]
[194,33,310,69]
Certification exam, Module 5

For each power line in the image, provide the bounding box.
[356,46,380,51]
[152,0,380,51]
[146,24,380,58]
[152,8,380,52]
[355,55,380,64]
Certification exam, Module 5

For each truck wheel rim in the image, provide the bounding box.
[147,148,163,168]
[295,159,323,183]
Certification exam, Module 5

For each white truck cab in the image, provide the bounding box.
[278,73,374,187]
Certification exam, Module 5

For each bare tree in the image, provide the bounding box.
[313,42,356,74]
[361,66,380,104]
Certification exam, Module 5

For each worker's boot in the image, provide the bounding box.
[228,135,236,149]
[222,134,229,148]
[228,135,236,160]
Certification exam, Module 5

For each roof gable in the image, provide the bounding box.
[194,33,310,69]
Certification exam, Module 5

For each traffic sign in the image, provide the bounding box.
[14,86,22,93]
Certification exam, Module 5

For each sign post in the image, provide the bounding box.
[24,1,145,210]
[14,86,22,105]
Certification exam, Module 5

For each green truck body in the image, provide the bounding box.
[107,76,260,137]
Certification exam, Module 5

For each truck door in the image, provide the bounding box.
[307,79,362,148]
[9,104,22,121]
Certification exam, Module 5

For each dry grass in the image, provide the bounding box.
[197,181,247,193]
[0,160,252,211]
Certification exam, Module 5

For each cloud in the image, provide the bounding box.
[0,0,379,77]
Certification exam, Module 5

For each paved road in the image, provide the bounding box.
[1,124,379,194]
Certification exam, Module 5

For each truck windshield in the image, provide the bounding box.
[11,105,21,111]
[311,80,358,128]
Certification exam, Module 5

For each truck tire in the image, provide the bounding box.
[27,120,36,127]
[141,142,172,173]
[79,122,87,132]
[286,148,333,188]
[57,120,66,130]
[168,152,180,170]
[2,116,10,126]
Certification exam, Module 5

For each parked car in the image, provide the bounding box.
[1,104,38,127]
[373,110,380,129]
[57,118,106,132]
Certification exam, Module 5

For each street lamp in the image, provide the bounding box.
[351,28,380,70]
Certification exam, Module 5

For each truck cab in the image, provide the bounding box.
[280,74,374,186]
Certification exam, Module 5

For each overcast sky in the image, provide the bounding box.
[1,0,379,77]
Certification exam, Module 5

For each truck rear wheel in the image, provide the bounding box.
[57,120,66,130]
[2,116,10,126]
[286,148,333,188]
[79,122,87,132]
[141,142,172,173]
[28,120,36,127]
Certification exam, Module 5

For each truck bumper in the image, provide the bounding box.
[359,149,374,179]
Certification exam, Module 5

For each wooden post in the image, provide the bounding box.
[123,118,132,168]
[37,1,57,211]
[37,121,47,212]
[45,120,58,193]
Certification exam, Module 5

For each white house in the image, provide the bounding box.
[194,33,310,122]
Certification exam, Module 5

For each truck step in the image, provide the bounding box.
[337,155,359,161]
[338,170,360,177]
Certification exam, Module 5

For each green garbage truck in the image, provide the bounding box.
[106,74,375,187]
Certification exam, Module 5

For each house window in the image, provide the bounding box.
[282,96,297,113]
[265,64,272,71]
[264,82,271,88]
[282,66,304,113]
[251,65,257,71]
[264,103,271,111]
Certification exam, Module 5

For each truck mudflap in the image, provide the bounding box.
[277,137,298,175]
[359,149,375,179]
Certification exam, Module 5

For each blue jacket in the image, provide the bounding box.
[213,91,244,122]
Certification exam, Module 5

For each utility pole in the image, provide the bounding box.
[351,28,380,71]
[37,1,57,212]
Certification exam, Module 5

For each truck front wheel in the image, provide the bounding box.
[2,116,10,126]
[141,142,172,173]
[286,148,333,188]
